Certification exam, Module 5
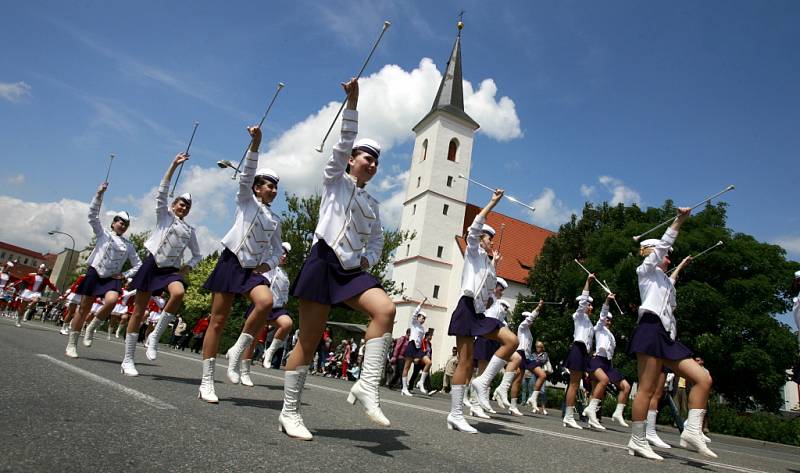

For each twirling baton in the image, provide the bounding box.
[573,259,625,315]
[632,185,735,242]
[104,153,115,183]
[457,174,536,212]
[170,121,200,197]
[666,241,724,275]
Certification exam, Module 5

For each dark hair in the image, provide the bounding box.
[110,216,129,230]
[172,197,191,208]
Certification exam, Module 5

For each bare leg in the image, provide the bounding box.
[202,293,235,359]
[241,285,274,337]
[285,300,331,370]
[344,287,396,341]
[127,291,151,334]
[632,354,662,421]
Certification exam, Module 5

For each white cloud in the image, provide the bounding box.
[580,184,595,199]
[598,175,641,206]
[774,235,800,258]
[525,188,576,229]
[0,81,31,102]
[464,79,522,141]
[5,174,24,185]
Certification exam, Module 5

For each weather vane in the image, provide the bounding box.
[457,10,465,31]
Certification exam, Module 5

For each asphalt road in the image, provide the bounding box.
[1,317,798,473]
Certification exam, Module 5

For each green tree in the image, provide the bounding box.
[516,201,798,412]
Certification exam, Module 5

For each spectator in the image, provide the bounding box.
[388,330,410,389]
[443,346,458,393]
[191,314,210,354]
[171,316,187,348]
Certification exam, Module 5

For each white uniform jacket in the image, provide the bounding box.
[408,302,426,348]
[313,110,383,271]
[484,302,509,326]
[593,303,616,360]
[0,272,8,290]
[219,150,283,270]
[636,227,679,340]
[460,214,496,314]
[517,309,540,356]
[85,193,142,279]
[572,290,594,350]
[265,266,290,308]
[143,176,202,269]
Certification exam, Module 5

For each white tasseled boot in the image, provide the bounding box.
[508,398,523,416]
[347,334,391,426]
[646,410,671,448]
[262,338,282,369]
[279,367,313,440]
[65,330,80,358]
[583,398,606,430]
[416,371,429,395]
[562,406,583,429]
[493,371,515,408]
[146,312,175,361]
[198,358,218,403]
[447,385,478,433]
[240,359,254,387]
[628,421,664,460]
[612,403,629,427]
[83,317,104,347]
[120,333,139,376]
[226,333,254,384]
[680,409,717,458]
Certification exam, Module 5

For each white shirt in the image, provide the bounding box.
[313,109,383,271]
[636,227,679,340]
[516,309,540,355]
[484,302,509,325]
[219,150,283,270]
[572,290,594,350]
[593,303,616,359]
[460,214,496,314]
[143,176,202,269]
[265,265,290,308]
[408,302,426,348]
[0,272,9,289]
[85,193,142,279]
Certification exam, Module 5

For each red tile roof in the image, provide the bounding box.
[0,241,48,260]
[456,204,555,285]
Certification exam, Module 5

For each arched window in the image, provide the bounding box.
[421,139,428,162]
[447,139,458,162]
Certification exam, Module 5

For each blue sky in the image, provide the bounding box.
[1,1,798,324]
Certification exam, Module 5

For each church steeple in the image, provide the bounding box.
[413,20,480,131]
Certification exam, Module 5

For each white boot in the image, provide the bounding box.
[279,367,313,440]
[469,402,491,419]
[583,398,606,430]
[612,403,629,427]
[115,324,123,339]
[646,410,671,448]
[472,356,505,412]
[146,312,175,361]
[83,317,103,347]
[65,330,80,358]
[495,371,515,409]
[447,385,478,433]
[198,358,218,403]
[401,375,413,396]
[262,338,282,369]
[509,398,523,416]
[562,406,583,429]
[680,409,717,458]
[416,371,429,395]
[60,324,70,335]
[106,327,112,341]
[628,421,664,460]
[226,333,254,384]
[240,359,254,387]
[347,335,391,426]
[120,333,139,376]
[531,391,541,413]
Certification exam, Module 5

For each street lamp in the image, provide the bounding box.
[48,230,75,293]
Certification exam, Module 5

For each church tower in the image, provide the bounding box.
[391,21,479,363]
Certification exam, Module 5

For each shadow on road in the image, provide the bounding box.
[312,428,410,457]
[226,397,283,410]
[83,357,156,368]
[472,422,524,436]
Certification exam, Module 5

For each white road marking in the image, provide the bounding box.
[36,354,176,410]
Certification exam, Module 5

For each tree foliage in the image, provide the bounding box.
[515,200,798,412]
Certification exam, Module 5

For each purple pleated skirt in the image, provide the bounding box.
[290,240,382,309]
[564,341,590,372]
[129,253,185,296]
[589,355,624,384]
[203,248,268,295]
[473,337,501,361]
[448,295,504,337]
[627,312,693,360]
[403,341,426,359]
[244,304,289,321]
[76,266,123,297]
[517,349,541,371]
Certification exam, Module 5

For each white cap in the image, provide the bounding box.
[640,238,671,252]
[4,261,13,268]
[576,295,594,303]
[498,299,510,309]
[256,168,279,184]
[417,311,427,318]
[606,312,613,320]
[282,242,292,253]
[353,138,381,159]
[795,270,800,279]
[521,311,532,317]
[38,263,47,269]
[482,224,496,238]
[177,193,192,204]
[114,210,130,222]
[496,277,508,289]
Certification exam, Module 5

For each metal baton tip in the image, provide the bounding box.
[383,20,392,28]
[278,82,285,88]
[315,145,324,153]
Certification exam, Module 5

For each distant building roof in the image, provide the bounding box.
[456,204,555,285]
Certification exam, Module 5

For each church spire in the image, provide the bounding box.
[413,18,479,131]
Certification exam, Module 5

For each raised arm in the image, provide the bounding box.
[88,183,108,237]
[236,127,262,204]
[640,207,691,273]
[574,274,594,318]
[157,153,189,220]
[466,189,504,255]
[323,78,359,185]
[410,299,427,327]
[669,256,692,284]
[597,293,614,329]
